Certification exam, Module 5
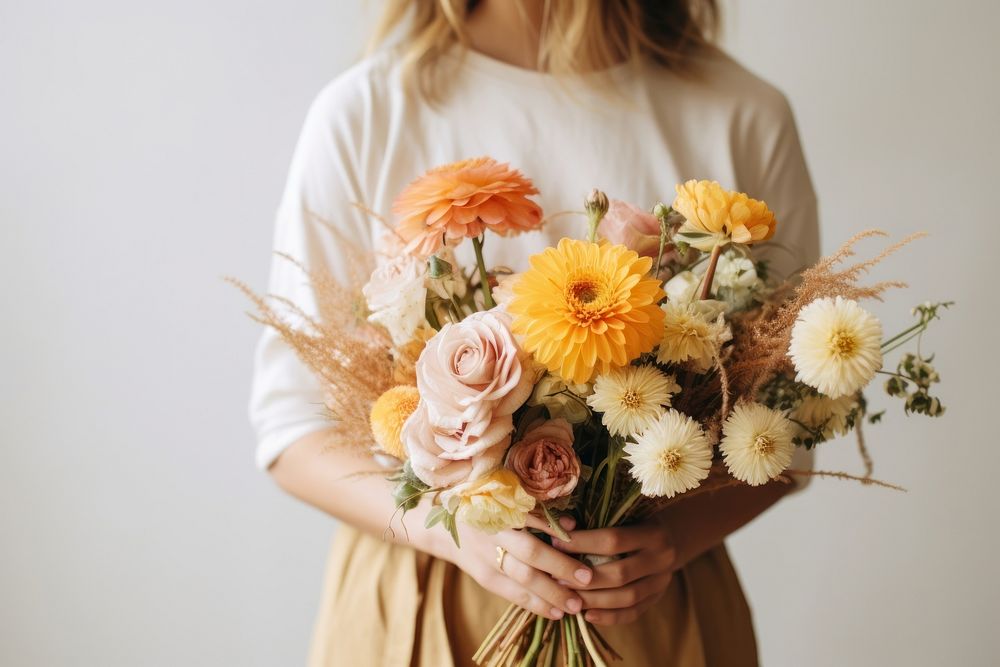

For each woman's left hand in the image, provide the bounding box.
[551,519,679,626]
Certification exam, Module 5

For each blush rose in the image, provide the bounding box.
[505,419,581,501]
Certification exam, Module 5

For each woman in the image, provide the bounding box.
[251,1,819,665]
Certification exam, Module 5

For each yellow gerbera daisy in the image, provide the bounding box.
[508,239,665,384]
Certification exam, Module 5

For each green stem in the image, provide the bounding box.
[654,207,671,277]
[596,443,623,527]
[472,235,496,309]
[518,616,546,667]
[881,314,937,351]
[605,483,642,527]
[881,328,928,355]
[566,616,579,667]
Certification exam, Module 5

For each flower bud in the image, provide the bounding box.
[652,202,670,220]
[584,189,609,218]
[584,189,610,242]
[427,254,453,279]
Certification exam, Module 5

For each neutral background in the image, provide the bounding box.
[2,1,996,665]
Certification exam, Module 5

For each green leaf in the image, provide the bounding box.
[443,512,461,548]
[540,503,571,542]
[424,505,447,529]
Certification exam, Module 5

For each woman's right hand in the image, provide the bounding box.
[434,515,593,621]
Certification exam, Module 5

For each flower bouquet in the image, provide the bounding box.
[237,157,948,666]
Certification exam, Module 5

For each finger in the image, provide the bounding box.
[552,525,648,557]
[492,575,565,621]
[580,548,676,590]
[501,552,583,617]
[584,594,660,627]
[504,531,593,587]
[578,572,672,610]
[524,513,576,538]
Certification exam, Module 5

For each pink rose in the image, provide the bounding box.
[599,199,661,257]
[505,419,581,501]
[403,402,508,488]
[404,309,534,487]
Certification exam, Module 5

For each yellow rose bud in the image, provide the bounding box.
[441,469,536,534]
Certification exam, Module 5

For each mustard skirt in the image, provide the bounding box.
[308,525,758,667]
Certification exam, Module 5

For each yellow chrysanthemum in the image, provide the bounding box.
[788,297,883,398]
[508,238,665,384]
[656,301,731,372]
[673,180,777,252]
[369,385,421,459]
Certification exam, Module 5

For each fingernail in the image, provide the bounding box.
[574,569,592,584]
[550,608,564,619]
[567,598,582,614]
[557,579,570,586]
[551,539,566,550]
[559,516,576,531]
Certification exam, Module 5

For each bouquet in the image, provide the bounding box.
[237,157,948,666]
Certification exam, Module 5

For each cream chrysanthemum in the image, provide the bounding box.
[587,365,681,437]
[788,297,883,398]
[623,409,712,498]
[656,302,731,372]
[790,392,858,443]
[720,403,795,486]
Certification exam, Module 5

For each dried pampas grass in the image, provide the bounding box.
[727,230,923,399]
[229,247,395,453]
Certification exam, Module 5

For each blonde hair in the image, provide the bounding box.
[369,0,719,98]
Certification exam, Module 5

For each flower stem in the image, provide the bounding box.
[606,483,642,527]
[472,235,496,309]
[518,616,546,667]
[575,615,608,667]
[699,244,723,300]
[654,207,672,277]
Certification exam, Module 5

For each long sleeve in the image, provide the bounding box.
[249,83,373,469]
[737,90,821,489]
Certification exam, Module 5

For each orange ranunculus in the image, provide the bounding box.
[672,180,777,252]
[393,157,543,257]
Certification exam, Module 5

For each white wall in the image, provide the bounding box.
[1,1,996,665]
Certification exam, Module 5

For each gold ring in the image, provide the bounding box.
[495,546,507,573]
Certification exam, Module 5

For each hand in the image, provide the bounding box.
[552,519,678,626]
[437,515,595,621]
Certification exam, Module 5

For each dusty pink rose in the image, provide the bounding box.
[404,309,533,487]
[403,402,508,488]
[599,199,661,257]
[505,419,581,501]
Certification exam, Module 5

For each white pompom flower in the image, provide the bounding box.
[623,409,712,498]
[587,365,681,437]
[788,296,883,398]
[720,403,795,486]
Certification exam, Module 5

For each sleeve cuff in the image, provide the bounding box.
[254,420,334,470]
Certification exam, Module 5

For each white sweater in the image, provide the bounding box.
[249,47,820,478]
